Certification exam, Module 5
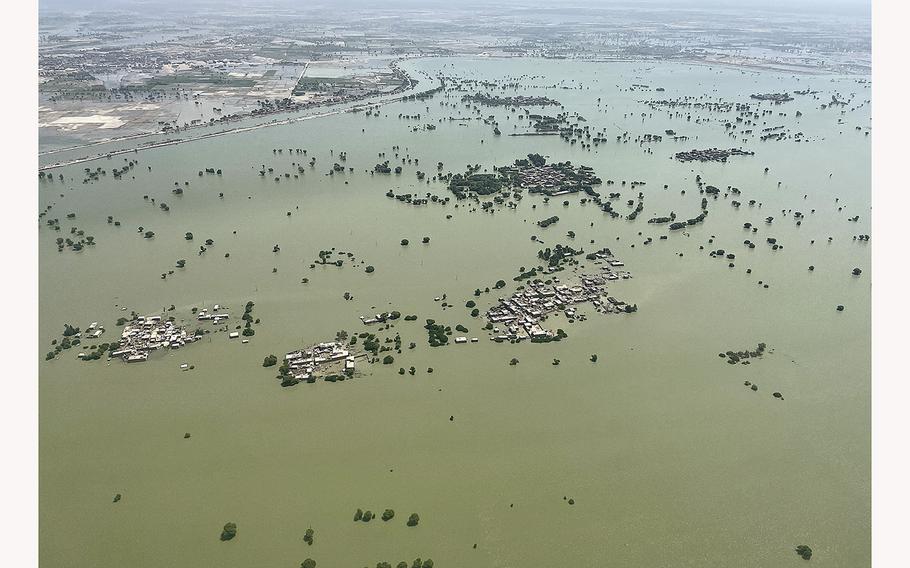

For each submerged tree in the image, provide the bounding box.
[795,545,812,560]
[220,522,237,541]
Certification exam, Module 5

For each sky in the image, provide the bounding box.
[38,0,871,16]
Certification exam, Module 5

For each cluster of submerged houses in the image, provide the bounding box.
[360,312,397,325]
[85,321,106,339]
[283,341,356,382]
[508,164,601,196]
[674,147,755,163]
[197,305,230,324]
[462,93,559,107]
[112,305,229,362]
[485,269,632,342]
[112,316,200,363]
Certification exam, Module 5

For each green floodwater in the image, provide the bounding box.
[39,57,871,568]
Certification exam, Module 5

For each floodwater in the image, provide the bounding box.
[39,57,871,568]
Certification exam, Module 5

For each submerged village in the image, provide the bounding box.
[34,3,874,568]
[52,240,635,384]
[40,53,870,406]
[44,101,870,392]
[46,139,655,386]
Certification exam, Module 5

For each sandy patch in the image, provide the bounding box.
[50,115,126,129]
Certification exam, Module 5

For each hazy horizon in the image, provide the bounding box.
[39,0,872,18]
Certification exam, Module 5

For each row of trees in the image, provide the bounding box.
[353,508,418,526]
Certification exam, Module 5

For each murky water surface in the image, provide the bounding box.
[39,58,870,568]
